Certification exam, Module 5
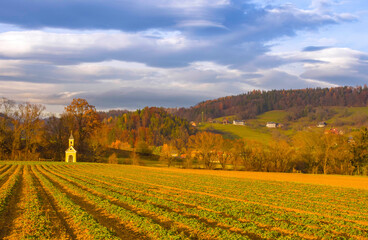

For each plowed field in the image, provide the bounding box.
[0,162,367,239]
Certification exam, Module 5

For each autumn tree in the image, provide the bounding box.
[218,138,233,169]
[12,102,45,160]
[350,127,368,175]
[266,140,294,172]
[160,143,175,167]
[42,115,69,161]
[0,98,15,159]
[64,98,101,161]
[188,132,223,169]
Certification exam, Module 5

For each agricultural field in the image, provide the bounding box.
[0,162,368,239]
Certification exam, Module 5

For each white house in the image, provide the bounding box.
[266,122,278,128]
[317,122,327,128]
[233,120,245,126]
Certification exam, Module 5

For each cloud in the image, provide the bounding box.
[0,0,363,112]
[0,1,355,68]
[273,47,368,86]
[303,46,331,52]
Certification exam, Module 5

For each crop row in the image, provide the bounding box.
[41,165,253,240]
[56,164,368,239]
[0,165,22,216]
[67,164,367,214]
[31,165,119,239]
[47,165,357,239]
[18,166,54,239]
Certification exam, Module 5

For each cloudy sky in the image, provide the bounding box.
[0,0,367,113]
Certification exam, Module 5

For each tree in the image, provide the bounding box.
[13,102,45,160]
[0,98,15,159]
[43,115,69,161]
[218,138,233,169]
[160,143,175,167]
[64,98,100,160]
[188,132,223,169]
[350,127,368,175]
[267,140,294,172]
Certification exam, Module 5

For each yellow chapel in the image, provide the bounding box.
[65,132,77,162]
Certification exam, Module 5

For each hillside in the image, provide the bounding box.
[173,86,368,122]
[198,106,368,143]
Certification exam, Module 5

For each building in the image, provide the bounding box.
[222,119,229,125]
[324,128,344,135]
[317,122,327,128]
[266,122,278,128]
[65,132,77,162]
[233,120,245,126]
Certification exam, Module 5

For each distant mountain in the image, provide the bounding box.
[172,86,368,121]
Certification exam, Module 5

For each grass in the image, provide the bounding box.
[201,107,368,142]
[256,110,288,123]
[200,123,273,143]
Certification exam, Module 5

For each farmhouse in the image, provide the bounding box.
[266,122,278,128]
[222,119,229,125]
[65,132,77,162]
[317,122,327,128]
[233,120,245,126]
[325,128,344,135]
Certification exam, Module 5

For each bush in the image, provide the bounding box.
[108,153,118,164]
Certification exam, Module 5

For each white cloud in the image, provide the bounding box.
[0,30,134,57]
[271,47,368,85]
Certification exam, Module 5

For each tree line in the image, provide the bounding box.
[173,86,368,121]
[0,98,100,161]
[1,96,368,175]
[174,130,368,175]
[0,98,194,162]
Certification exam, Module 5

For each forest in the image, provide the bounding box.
[1,86,368,176]
[173,86,368,121]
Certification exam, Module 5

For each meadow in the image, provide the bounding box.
[0,162,368,239]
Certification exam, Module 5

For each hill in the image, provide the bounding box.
[198,106,368,143]
[173,86,368,122]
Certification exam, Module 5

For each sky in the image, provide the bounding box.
[0,0,367,113]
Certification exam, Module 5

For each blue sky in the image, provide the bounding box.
[0,0,367,113]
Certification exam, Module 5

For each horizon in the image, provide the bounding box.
[1,0,368,113]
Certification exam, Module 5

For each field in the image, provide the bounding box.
[0,162,368,239]
[200,123,272,142]
[202,107,368,143]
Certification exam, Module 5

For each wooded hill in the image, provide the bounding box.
[173,86,368,121]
